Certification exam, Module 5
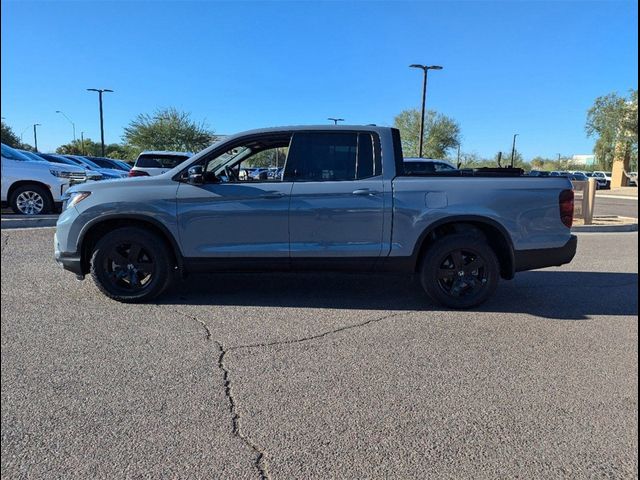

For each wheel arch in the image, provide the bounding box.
[411,216,516,280]
[78,215,184,275]
[8,181,55,205]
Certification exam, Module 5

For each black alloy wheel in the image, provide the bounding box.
[90,227,173,302]
[420,233,499,309]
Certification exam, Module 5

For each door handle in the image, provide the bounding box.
[352,189,378,196]
[260,192,286,199]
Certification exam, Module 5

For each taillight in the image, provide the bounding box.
[559,189,574,228]
[128,169,149,177]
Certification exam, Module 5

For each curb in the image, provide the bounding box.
[1,215,59,229]
[572,223,638,233]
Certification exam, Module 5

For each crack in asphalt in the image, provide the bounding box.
[172,308,408,480]
[228,311,406,352]
[174,310,269,480]
[216,340,270,480]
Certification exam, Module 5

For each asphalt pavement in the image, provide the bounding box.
[1,228,638,479]
[593,194,638,218]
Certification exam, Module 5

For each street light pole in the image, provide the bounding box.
[33,124,41,152]
[87,88,114,156]
[55,110,76,142]
[81,132,86,155]
[510,133,519,167]
[409,64,443,158]
[328,118,344,125]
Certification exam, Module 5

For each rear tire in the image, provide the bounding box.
[419,233,499,309]
[90,227,173,303]
[9,184,53,215]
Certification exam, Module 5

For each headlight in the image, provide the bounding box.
[50,169,75,178]
[64,191,91,209]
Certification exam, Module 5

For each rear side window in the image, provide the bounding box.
[136,154,190,169]
[285,132,380,182]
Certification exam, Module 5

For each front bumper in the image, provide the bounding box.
[55,251,84,276]
[514,235,578,272]
[54,225,84,277]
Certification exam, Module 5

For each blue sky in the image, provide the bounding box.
[1,0,637,159]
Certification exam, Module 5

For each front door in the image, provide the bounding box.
[176,134,293,258]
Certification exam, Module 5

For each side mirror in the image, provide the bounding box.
[188,165,204,185]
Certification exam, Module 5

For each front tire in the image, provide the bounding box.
[90,227,173,302]
[419,233,499,309]
[9,184,53,215]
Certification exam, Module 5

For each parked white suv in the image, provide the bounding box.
[592,171,612,189]
[1,144,83,214]
[129,151,192,177]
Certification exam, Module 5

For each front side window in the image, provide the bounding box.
[284,132,380,182]
[201,134,292,183]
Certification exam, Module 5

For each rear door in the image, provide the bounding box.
[286,131,385,265]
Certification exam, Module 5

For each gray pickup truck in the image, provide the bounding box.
[55,125,577,308]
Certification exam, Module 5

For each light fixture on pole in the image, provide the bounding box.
[55,110,76,142]
[328,118,344,125]
[87,88,114,156]
[409,64,443,158]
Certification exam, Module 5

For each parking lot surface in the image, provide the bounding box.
[593,195,638,218]
[1,228,638,479]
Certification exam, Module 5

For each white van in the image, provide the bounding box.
[129,151,192,177]
[1,144,85,214]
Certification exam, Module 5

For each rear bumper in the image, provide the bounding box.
[514,235,577,272]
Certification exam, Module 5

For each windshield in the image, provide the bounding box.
[20,151,46,162]
[69,156,101,169]
[90,157,116,169]
[1,144,32,161]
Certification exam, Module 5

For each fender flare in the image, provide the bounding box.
[410,215,516,279]
[77,213,185,273]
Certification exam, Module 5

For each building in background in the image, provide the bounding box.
[571,154,596,166]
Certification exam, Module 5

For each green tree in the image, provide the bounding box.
[1,121,34,150]
[586,89,638,169]
[494,149,525,168]
[105,144,139,162]
[457,152,494,168]
[123,107,215,153]
[530,156,547,170]
[56,138,102,156]
[393,109,461,158]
